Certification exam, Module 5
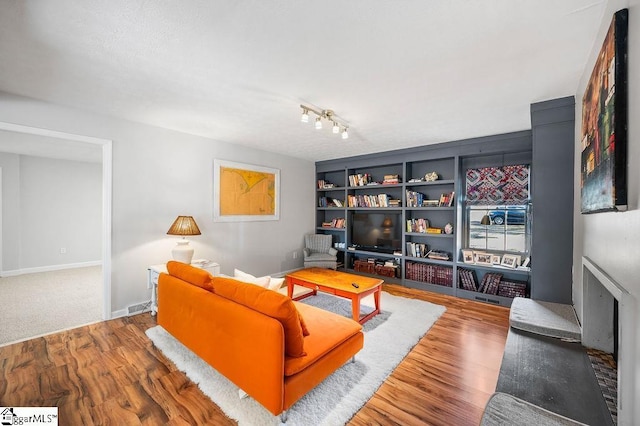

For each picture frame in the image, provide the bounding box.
[462,249,475,264]
[475,252,493,266]
[580,8,628,213]
[501,254,519,269]
[213,159,280,222]
[491,254,501,265]
[522,256,531,268]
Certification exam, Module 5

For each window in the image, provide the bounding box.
[465,164,531,255]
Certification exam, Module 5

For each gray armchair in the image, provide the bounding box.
[303,234,338,270]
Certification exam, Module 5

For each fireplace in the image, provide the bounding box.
[582,257,637,425]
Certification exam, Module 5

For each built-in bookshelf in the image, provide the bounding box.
[315,133,535,307]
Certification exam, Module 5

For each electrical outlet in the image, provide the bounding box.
[293,251,298,259]
[60,247,67,254]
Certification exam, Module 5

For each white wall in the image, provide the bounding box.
[573,0,639,422]
[0,92,316,315]
[18,155,102,269]
[0,152,20,271]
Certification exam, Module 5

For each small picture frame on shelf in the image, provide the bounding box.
[522,256,531,268]
[491,254,501,265]
[462,249,474,264]
[475,252,493,266]
[501,254,519,268]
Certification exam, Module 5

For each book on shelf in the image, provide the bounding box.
[382,174,401,184]
[406,218,430,233]
[406,242,428,258]
[348,173,372,187]
[406,190,426,207]
[426,250,450,260]
[438,192,455,207]
[319,197,344,208]
[321,218,345,228]
[426,227,443,234]
[347,193,394,208]
[422,199,440,207]
[317,179,336,189]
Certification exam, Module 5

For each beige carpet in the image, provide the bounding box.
[0,266,103,346]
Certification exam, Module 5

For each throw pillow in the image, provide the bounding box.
[234,269,271,288]
[268,277,285,291]
[167,261,214,292]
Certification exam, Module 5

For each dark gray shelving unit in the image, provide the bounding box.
[316,102,575,307]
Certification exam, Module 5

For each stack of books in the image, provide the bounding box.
[382,174,400,184]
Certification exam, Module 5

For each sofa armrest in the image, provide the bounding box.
[328,247,338,256]
[303,248,311,258]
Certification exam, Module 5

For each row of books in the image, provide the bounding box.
[317,179,336,189]
[406,190,426,207]
[406,242,428,258]
[318,197,343,207]
[438,192,455,207]
[406,218,429,233]
[348,173,372,187]
[458,269,503,295]
[347,194,399,208]
[405,262,453,287]
[321,217,345,228]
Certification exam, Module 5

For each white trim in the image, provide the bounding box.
[0,166,2,275]
[582,256,637,426]
[1,260,102,277]
[110,308,128,319]
[0,319,104,348]
[0,121,113,321]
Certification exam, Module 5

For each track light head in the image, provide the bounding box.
[300,104,349,139]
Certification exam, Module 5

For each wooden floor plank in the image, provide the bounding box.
[0,285,509,425]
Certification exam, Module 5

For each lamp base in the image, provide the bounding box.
[172,240,194,264]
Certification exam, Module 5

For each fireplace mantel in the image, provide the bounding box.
[582,256,637,425]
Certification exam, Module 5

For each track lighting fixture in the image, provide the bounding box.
[300,104,350,139]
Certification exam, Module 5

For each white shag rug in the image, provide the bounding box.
[146,291,445,425]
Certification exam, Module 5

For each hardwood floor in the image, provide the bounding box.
[0,285,509,425]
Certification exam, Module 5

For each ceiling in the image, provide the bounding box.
[0,1,604,162]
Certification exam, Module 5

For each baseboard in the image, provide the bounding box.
[1,260,102,277]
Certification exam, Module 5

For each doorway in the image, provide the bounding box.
[0,121,112,321]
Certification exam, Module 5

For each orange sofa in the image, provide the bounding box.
[157,261,364,420]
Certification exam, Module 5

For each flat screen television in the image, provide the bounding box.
[351,213,402,254]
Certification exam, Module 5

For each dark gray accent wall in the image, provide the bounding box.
[531,96,575,303]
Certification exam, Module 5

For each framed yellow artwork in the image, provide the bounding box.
[213,159,280,222]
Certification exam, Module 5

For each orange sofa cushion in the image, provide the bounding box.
[212,276,306,357]
[167,260,213,291]
[284,302,362,376]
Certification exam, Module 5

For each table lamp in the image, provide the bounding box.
[166,216,201,264]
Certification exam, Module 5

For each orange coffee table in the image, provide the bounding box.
[286,268,383,324]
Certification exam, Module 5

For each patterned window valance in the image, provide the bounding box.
[465,165,530,205]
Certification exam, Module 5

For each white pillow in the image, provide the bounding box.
[268,277,285,291]
[233,269,271,288]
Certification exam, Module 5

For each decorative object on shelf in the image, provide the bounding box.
[381,217,393,237]
[501,254,520,268]
[491,254,501,265]
[424,172,439,182]
[300,104,349,139]
[213,159,280,222]
[461,249,474,264]
[167,216,201,264]
[444,223,453,234]
[580,8,628,213]
[522,256,531,267]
